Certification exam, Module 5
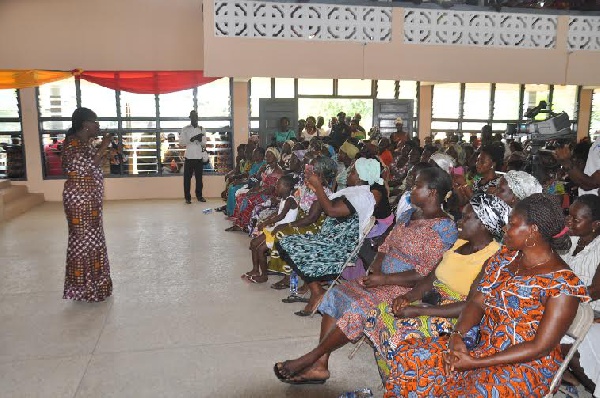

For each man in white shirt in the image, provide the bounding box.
[179,110,207,203]
[555,136,600,196]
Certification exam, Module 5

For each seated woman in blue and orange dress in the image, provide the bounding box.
[383,193,590,397]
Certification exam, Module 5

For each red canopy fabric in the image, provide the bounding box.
[77,71,220,94]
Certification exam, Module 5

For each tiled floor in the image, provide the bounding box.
[0,200,382,398]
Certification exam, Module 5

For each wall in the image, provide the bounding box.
[1,0,221,201]
[204,4,600,86]
[0,0,205,70]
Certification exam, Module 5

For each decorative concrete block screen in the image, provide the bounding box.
[404,8,557,49]
[214,1,392,42]
[568,16,600,51]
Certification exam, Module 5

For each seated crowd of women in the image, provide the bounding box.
[218,130,599,397]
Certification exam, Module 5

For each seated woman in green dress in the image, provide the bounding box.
[276,158,380,316]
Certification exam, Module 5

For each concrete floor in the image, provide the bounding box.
[0,200,382,398]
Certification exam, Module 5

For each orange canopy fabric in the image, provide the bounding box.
[0,70,73,89]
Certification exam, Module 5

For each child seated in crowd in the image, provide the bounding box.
[242,174,299,283]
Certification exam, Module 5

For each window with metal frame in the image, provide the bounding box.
[431,83,580,140]
[37,78,233,179]
[249,78,420,138]
[0,89,25,180]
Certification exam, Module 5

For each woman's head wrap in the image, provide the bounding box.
[339,141,360,159]
[266,146,281,161]
[429,152,456,174]
[354,158,383,186]
[470,193,511,240]
[293,149,306,162]
[284,140,295,149]
[502,170,542,200]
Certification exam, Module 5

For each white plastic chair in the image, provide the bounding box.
[545,302,595,398]
[309,216,377,317]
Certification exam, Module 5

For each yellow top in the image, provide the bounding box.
[435,239,501,296]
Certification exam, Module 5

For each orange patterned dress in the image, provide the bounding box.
[62,137,112,302]
[384,247,590,397]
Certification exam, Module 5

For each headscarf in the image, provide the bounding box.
[339,141,360,159]
[293,149,306,162]
[354,157,383,186]
[429,152,456,174]
[502,170,543,200]
[284,140,295,150]
[470,193,511,240]
[266,146,281,161]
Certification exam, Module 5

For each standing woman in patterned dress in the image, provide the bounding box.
[62,107,113,302]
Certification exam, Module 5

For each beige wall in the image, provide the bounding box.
[0,0,205,70]
[204,5,600,86]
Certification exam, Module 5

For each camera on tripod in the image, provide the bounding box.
[506,101,575,152]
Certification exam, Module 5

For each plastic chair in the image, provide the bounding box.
[545,302,595,398]
[309,216,377,317]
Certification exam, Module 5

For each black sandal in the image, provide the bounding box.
[271,280,290,290]
[281,295,310,304]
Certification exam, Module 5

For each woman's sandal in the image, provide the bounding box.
[294,309,321,317]
[241,271,259,279]
[270,280,290,290]
[281,295,310,303]
[247,275,267,284]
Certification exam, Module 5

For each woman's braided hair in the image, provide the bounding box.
[514,193,571,251]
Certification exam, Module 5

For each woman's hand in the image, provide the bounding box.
[393,305,424,319]
[553,145,572,163]
[444,348,478,372]
[272,224,288,235]
[99,133,112,149]
[362,274,387,288]
[306,173,321,192]
[391,296,410,316]
[443,333,470,374]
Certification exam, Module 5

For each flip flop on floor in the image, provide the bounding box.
[294,309,318,317]
[283,377,327,385]
[271,281,290,290]
[247,275,267,284]
[225,225,242,232]
[282,295,310,303]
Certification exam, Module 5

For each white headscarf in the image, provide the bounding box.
[354,158,383,186]
[503,170,542,200]
[430,152,456,174]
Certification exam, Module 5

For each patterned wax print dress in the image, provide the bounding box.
[384,247,590,398]
[364,239,500,381]
[62,137,112,302]
[267,184,330,276]
[232,165,281,229]
[317,210,457,342]
[276,191,372,283]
